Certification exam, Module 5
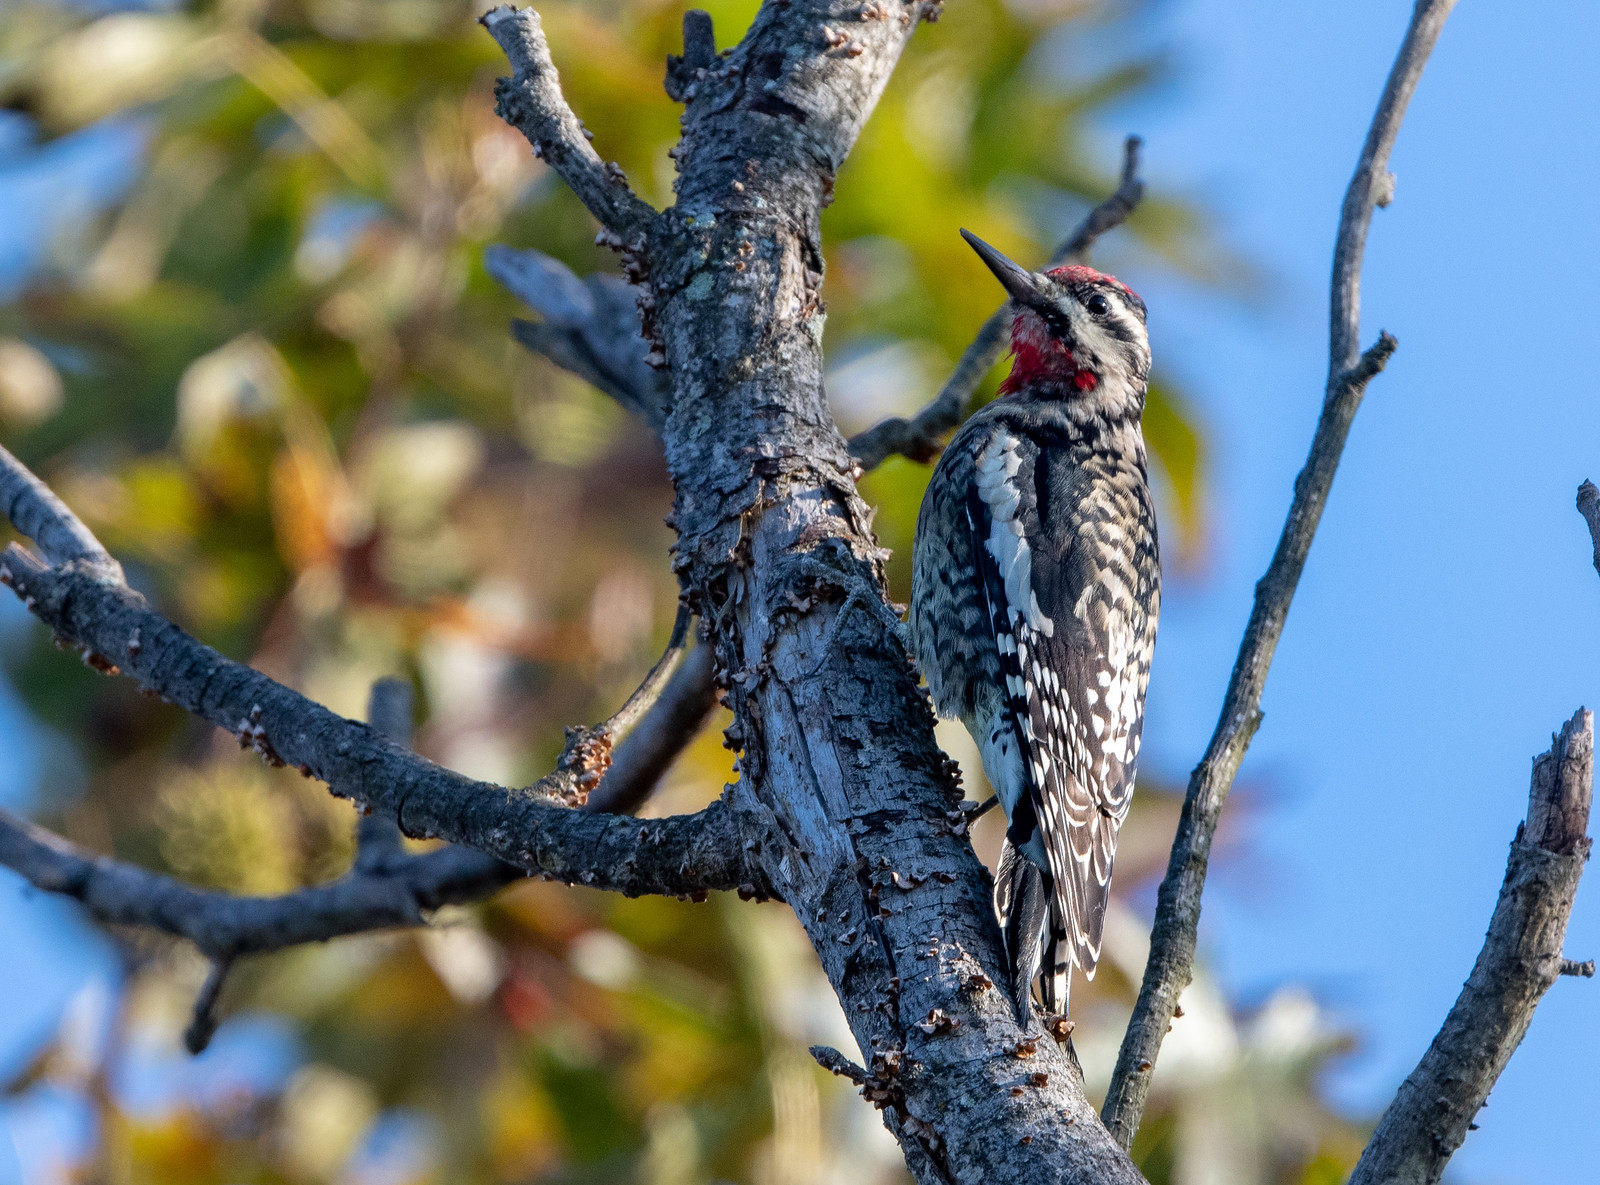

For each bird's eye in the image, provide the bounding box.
[1085,293,1111,316]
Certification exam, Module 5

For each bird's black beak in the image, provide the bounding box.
[960,229,1050,312]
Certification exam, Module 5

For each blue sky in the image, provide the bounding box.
[2,2,1597,1182]
[1106,1,1600,1180]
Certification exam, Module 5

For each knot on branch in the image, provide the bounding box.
[1334,330,1399,402]
[665,9,716,101]
[810,1044,906,1110]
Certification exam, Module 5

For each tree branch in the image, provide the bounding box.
[1102,0,1459,1148]
[553,605,694,801]
[0,806,530,957]
[847,135,1145,471]
[183,957,234,1055]
[1328,1,1460,376]
[664,9,718,103]
[354,677,413,871]
[0,450,768,904]
[1349,709,1593,1185]
[480,6,657,247]
[486,245,672,430]
[0,443,121,576]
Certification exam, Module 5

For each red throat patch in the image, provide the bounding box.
[999,308,1098,395]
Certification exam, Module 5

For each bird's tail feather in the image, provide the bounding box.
[995,841,1070,1022]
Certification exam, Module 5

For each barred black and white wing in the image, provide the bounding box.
[967,424,1159,994]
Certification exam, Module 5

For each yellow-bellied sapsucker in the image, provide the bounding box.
[911,231,1160,1020]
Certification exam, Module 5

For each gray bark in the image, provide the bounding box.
[0,805,521,957]
[618,0,1147,1174]
[0,547,765,901]
[1349,711,1593,1185]
[486,244,672,429]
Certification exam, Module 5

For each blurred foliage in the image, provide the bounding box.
[0,0,1357,1181]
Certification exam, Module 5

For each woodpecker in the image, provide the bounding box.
[910,230,1160,1021]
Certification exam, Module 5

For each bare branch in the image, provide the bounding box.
[601,605,692,737]
[480,6,657,247]
[1329,0,1461,376]
[847,136,1144,471]
[1349,709,1593,1185]
[183,957,233,1055]
[0,449,767,903]
[664,10,717,103]
[1052,135,1147,263]
[1102,0,1461,1147]
[486,245,671,430]
[355,677,412,871]
[1577,480,1600,579]
[0,627,740,966]
[811,1044,871,1084]
[0,443,121,576]
[586,641,719,816]
[0,806,527,955]
[2,553,757,894]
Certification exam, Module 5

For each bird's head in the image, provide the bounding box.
[961,229,1149,419]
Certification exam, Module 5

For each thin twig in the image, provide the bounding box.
[586,641,719,815]
[486,245,671,430]
[355,677,413,872]
[182,957,234,1055]
[810,1044,870,1084]
[1349,709,1593,1185]
[847,136,1144,471]
[480,6,656,247]
[963,795,999,821]
[602,605,692,737]
[556,605,693,801]
[1101,0,1460,1148]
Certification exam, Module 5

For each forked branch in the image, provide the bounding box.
[1102,0,1460,1147]
[0,806,520,959]
[587,642,719,815]
[0,638,720,1001]
[1349,709,1593,1185]
[0,446,769,905]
